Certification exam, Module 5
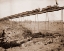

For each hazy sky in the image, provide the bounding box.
[0,0,64,21]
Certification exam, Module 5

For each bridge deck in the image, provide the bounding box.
[0,5,64,21]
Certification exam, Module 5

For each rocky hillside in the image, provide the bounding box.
[0,20,64,37]
[0,20,64,51]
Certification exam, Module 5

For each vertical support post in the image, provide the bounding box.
[46,12,49,32]
[45,13,47,32]
[19,17,21,34]
[34,15,36,33]
[55,0,58,6]
[61,9,63,33]
[37,14,39,32]
[48,13,49,31]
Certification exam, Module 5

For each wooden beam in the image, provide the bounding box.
[0,6,64,21]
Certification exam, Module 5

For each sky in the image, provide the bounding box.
[0,0,64,21]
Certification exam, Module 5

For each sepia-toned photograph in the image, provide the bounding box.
[0,0,64,51]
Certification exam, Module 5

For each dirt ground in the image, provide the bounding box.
[0,35,64,51]
[0,21,64,51]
